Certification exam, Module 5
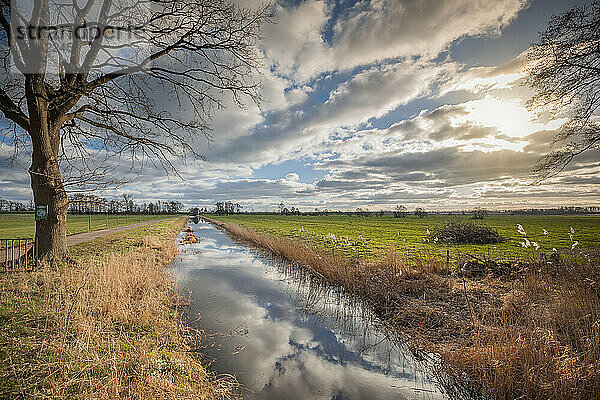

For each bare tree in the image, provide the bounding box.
[525,1,600,182]
[414,207,427,218]
[0,0,270,260]
[393,204,407,218]
[122,193,133,214]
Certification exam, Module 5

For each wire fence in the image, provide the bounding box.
[63,214,163,235]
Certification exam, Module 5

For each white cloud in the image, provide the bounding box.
[318,61,458,126]
[266,0,529,81]
[262,0,331,80]
[204,59,455,166]
[285,172,300,182]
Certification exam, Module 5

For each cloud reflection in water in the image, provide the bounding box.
[171,221,445,400]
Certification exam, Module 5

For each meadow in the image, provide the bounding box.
[0,213,171,240]
[209,213,600,261]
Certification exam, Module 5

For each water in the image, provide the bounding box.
[170,220,447,399]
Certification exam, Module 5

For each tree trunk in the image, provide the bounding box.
[26,74,69,262]
[30,157,69,262]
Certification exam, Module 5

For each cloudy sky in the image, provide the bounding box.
[2,0,599,211]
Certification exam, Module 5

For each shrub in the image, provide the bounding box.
[434,221,505,244]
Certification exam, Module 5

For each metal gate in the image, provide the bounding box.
[0,238,37,272]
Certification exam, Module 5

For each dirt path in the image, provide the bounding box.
[66,217,177,246]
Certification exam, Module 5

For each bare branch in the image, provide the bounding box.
[525,1,600,183]
[0,87,29,130]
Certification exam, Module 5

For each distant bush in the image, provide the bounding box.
[470,207,488,219]
[434,222,504,244]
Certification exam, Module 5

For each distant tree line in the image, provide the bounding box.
[508,206,600,215]
[69,193,183,214]
[214,202,243,215]
[394,205,408,218]
[0,197,32,212]
[190,203,600,217]
[278,202,301,215]
[0,194,184,214]
[471,207,488,219]
[191,207,209,215]
[414,207,428,218]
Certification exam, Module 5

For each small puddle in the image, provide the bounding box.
[171,220,447,399]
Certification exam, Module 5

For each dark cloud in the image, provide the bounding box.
[318,146,540,187]
[480,187,600,199]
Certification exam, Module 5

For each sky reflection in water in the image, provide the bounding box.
[170,221,446,400]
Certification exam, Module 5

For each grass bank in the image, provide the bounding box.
[0,217,234,399]
[205,216,600,400]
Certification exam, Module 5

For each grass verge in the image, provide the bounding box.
[205,216,600,400]
[0,217,234,399]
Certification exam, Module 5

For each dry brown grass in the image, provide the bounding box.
[443,260,600,400]
[206,216,600,400]
[1,218,235,399]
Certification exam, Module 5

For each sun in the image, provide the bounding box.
[456,95,564,139]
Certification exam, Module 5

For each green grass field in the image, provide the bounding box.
[210,213,600,260]
[0,213,172,240]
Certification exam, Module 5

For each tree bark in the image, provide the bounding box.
[30,157,69,262]
[26,74,69,262]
